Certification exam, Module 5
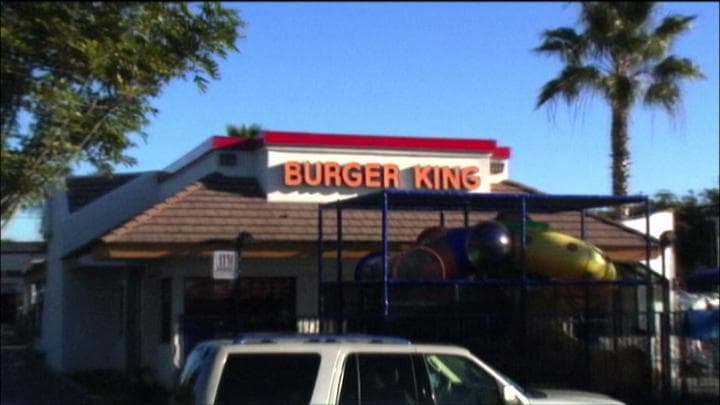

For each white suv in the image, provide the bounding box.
[174,334,625,405]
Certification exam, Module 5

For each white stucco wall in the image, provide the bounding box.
[622,210,676,280]
[39,189,67,370]
[62,268,126,370]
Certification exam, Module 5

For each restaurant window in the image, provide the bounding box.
[184,278,235,317]
[183,277,296,335]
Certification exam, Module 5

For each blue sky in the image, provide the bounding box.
[4,2,719,240]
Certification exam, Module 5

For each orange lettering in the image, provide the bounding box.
[364,163,382,187]
[383,164,401,188]
[323,162,341,187]
[284,161,302,186]
[442,167,461,190]
[432,166,441,190]
[285,161,466,190]
[342,162,362,188]
[303,161,322,186]
[414,166,433,189]
[461,166,480,190]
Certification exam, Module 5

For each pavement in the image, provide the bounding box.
[1,345,95,405]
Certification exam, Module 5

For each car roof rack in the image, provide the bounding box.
[232,333,412,345]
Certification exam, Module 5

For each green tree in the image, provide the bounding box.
[650,188,719,272]
[534,2,704,196]
[227,124,262,138]
[1,2,244,221]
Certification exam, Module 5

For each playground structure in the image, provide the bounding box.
[317,189,673,402]
[354,218,618,282]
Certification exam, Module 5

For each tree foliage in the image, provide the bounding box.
[227,124,262,138]
[649,188,719,272]
[1,2,244,221]
[535,2,704,196]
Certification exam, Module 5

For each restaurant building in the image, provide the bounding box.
[36,130,664,387]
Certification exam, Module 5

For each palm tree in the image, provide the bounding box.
[535,2,704,196]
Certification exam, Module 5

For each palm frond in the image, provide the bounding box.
[581,2,616,56]
[644,15,696,60]
[613,2,655,31]
[534,28,586,65]
[536,65,602,108]
[652,56,705,81]
[582,3,655,59]
[644,80,680,114]
[654,15,696,40]
[643,55,704,114]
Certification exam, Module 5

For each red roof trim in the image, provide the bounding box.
[492,147,511,159]
[211,136,262,150]
[209,131,512,158]
[263,131,498,153]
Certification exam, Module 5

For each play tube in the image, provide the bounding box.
[522,227,617,280]
[354,248,446,280]
[415,221,512,278]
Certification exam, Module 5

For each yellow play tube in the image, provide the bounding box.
[523,228,616,280]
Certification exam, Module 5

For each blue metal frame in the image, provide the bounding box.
[317,189,656,327]
[321,189,647,212]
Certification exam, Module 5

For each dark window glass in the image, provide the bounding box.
[424,354,501,405]
[339,355,360,405]
[184,278,234,317]
[356,354,419,405]
[215,353,320,405]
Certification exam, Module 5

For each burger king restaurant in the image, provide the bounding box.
[36,130,669,390]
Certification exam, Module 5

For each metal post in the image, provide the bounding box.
[519,197,528,384]
[520,198,528,284]
[644,198,656,396]
[580,209,586,240]
[382,191,390,323]
[463,201,469,228]
[660,220,672,397]
[234,232,252,335]
[337,206,343,282]
[645,199,654,334]
[713,216,720,267]
[317,207,324,330]
[336,206,344,332]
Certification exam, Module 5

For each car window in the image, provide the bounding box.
[215,353,320,405]
[338,354,360,405]
[424,354,502,405]
[339,353,419,405]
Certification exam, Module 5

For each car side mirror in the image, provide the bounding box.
[503,385,523,405]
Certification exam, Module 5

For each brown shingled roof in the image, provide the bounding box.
[99,173,653,259]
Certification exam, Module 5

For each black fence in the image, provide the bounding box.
[319,281,659,403]
[670,310,719,403]
[176,281,718,404]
